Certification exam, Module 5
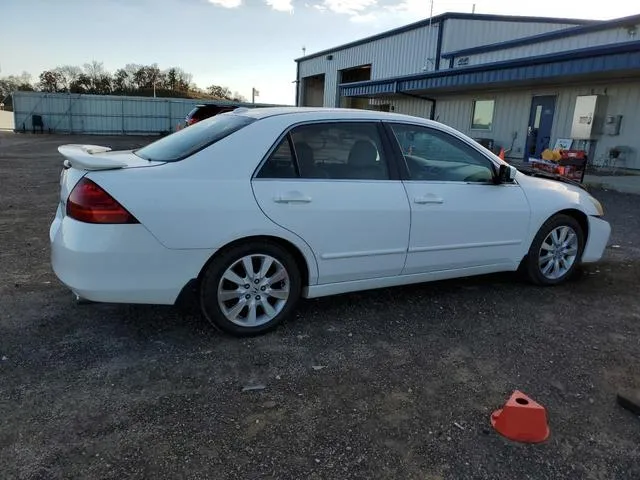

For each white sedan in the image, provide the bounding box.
[50,107,611,336]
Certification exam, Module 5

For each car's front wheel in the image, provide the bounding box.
[199,241,301,336]
[523,213,585,285]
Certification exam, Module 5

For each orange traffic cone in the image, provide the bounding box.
[491,390,550,443]
[498,147,505,160]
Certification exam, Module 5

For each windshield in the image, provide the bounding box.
[135,113,255,162]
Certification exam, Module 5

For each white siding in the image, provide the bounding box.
[466,24,640,65]
[0,110,14,130]
[430,81,640,169]
[439,19,579,68]
[298,25,440,107]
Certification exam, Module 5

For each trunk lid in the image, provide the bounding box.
[57,144,164,211]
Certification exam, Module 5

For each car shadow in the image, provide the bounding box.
[61,266,595,353]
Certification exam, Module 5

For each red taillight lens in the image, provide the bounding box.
[66,178,139,224]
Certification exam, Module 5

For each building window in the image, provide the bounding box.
[471,99,495,131]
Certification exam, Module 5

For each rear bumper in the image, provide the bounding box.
[582,215,611,263]
[50,206,214,305]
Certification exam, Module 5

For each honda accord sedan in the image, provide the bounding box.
[50,107,611,336]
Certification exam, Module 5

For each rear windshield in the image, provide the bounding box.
[135,113,255,162]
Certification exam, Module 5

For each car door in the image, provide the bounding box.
[384,122,531,275]
[251,121,410,285]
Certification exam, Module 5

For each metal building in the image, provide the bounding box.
[295,12,640,169]
[11,91,283,135]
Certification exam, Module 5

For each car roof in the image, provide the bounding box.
[231,106,435,124]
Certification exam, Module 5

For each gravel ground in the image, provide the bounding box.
[1,133,639,480]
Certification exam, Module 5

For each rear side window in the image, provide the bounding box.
[135,113,255,162]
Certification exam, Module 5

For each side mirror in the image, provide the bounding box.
[496,164,517,184]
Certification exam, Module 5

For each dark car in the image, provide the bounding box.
[184,104,238,128]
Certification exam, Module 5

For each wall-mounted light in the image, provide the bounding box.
[626,25,637,36]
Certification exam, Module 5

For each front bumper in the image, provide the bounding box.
[582,215,612,263]
[50,206,214,305]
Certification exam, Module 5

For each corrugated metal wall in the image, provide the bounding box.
[298,17,582,106]
[298,25,440,107]
[11,92,279,135]
[467,23,640,65]
[439,19,581,66]
[432,80,640,168]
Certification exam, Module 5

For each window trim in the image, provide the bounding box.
[470,98,495,132]
[381,121,500,184]
[252,119,402,181]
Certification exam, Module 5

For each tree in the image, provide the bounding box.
[207,84,233,100]
[133,64,162,90]
[94,74,112,94]
[18,61,243,101]
[113,64,139,94]
[0,72,34,98]
[38,70,63,92]
[70,73,91,93]
[55,65,82,92]
[165,68,178,90]
[81,61,113,94]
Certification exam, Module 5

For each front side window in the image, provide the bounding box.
[289,122,389,180]
[135,113,254,162]
[471,99,495,131]
[389,123,495,183]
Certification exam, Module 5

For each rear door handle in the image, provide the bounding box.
[274,192,312,204]
[414,195,444,204]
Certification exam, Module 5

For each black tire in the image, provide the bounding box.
[199,240,302,336]
[522,213,585,286]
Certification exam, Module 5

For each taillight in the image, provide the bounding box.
[66,178,139,224]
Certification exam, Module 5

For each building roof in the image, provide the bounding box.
[442,13,640,59]
[340,41,640,97]
[294,12,597,63]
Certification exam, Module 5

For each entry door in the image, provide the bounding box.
[385,122,531,274]
[252,121,411,285]
[525,96,556,160]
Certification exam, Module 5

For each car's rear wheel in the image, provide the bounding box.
[523,213,585,285]
[199,241,301,336]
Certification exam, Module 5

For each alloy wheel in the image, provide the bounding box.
[538,225,579,280]
[217,254,290,327]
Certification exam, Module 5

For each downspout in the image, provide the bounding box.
[435,20,445,70]
[295,61,300,107]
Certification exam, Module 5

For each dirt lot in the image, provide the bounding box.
[1,133,639,480]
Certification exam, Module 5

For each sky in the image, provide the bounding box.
[1,0,638,104]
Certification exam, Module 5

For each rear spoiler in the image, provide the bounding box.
[58,144,127,171]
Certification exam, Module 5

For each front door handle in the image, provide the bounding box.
[414,195,444,204]
[274,192,312,204]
